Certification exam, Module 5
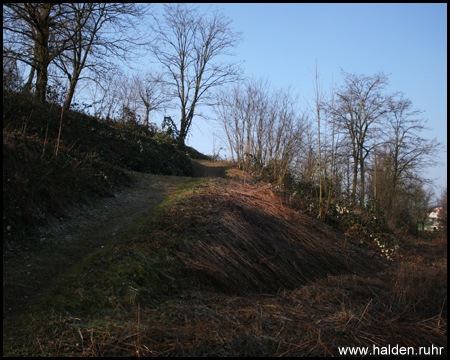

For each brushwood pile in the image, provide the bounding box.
[153,179,386,295]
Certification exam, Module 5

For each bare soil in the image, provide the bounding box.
[3,160,230,332]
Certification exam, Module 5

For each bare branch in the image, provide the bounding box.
[148,4,243,146]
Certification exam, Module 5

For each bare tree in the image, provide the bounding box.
[215,81,254,167]
[384,93,440,201]
[413,180,434,235]
[53,3,150,116]
[88,69,125,121]
[118,74,141,126]
[3,4,87,103]
[323,75,340,216]
[333,70,389,205]
[132,71,172,128]
[3,3,150,112]
[215,77,304,186]
[149,4,243,147]
[312,61,325,219]
[294,116,317,187]
[366,93,441,220]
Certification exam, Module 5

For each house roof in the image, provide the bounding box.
[428,207,443,219]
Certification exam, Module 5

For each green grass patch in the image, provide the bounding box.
[3,179,202,355]
[41,178,206,316]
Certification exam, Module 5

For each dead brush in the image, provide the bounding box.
[6,173,446,356]
[346,310,447,353]
[158,179,385,295]
[390,256,447,317]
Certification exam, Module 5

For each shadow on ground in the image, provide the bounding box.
[191,160,231,179]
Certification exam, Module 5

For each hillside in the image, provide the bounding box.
[3,91,198,241]
[3,93,447,356]
[4,168,447,356]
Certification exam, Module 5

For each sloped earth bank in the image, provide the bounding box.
[3,160,230,333]
[4,160,447,356]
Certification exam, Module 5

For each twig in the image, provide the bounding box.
[438,295,447,328]
[136,303,140,357]
[277,339,316,357]
[55,105,65,156]
[358,299,373,323]
[42,123,49,157]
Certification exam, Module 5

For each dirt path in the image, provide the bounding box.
[3,160,230,331]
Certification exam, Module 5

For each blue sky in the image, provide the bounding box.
[131,3,447,195]
[172,3,447,194]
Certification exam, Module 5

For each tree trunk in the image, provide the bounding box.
[144,110,149,128]
[178,123,187,147]
[62,80,77,116]
[360,156,365,206]
[33,4,52,103]
[352,157,358,204]
[35,66,49,104]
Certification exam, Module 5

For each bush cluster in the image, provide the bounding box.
[287,180,399,260]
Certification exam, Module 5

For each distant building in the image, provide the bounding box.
[427,207,443,230]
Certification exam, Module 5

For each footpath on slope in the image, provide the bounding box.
[3,159,231,332]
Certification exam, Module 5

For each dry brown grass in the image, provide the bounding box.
[3,175,447,356]
[31,280,445,356]
[391,257,447,317]
[155,179,385,295]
